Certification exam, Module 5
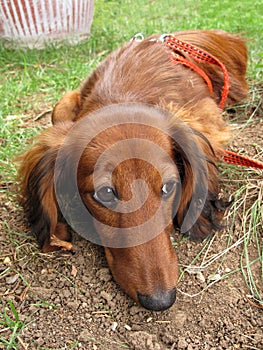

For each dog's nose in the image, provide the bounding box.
[137,288,177,311]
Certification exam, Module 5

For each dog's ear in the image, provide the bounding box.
[172,125,227,241]
[17,122,74,251]
[51,90,81,125]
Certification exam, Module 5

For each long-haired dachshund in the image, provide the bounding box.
[18,30,248,311]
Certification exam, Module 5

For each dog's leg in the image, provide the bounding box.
[43,223,72,252]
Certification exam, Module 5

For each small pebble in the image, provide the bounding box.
[208,273,221,281]
[196,271,206,283]
[6,274,19,284]
[3,257,12,266]
[111,322,118,331]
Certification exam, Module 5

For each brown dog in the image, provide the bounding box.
[18,30,248,311]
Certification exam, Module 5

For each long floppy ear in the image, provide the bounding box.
[51,69,104,124]
[17,122,74,252]
[175,30,248,105]
[51,90,81,125]
[172,125,227,241]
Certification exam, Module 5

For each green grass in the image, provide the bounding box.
[0,0,262,118]
[0,0,262,347]
[237,181,263,304]
[178,176,262,305]
[0,300,27,350]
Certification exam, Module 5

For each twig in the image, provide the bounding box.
[34,109,52,121]
[245,295,263,309]
[19,286,29,301]
[17,336,28,350]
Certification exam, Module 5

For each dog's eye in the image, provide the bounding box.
[93,186,118,208]
[161,180,176,199]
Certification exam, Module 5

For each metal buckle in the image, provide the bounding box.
[131,33,144,42]
[158,34,170,42]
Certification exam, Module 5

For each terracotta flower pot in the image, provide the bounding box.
[0,0,94,48]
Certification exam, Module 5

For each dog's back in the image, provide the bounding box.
[78,30,247,118]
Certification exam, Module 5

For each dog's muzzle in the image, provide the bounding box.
[137,287,177,311]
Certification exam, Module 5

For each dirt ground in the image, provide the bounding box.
[0,90,262,349]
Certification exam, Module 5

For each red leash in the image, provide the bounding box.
[161,34,230,109]
[219,150,263,169]
[159,34,263,170]
[132,33,263,170]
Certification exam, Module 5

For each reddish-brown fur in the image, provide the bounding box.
[18,30,248,311]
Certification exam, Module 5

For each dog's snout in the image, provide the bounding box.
[137,287,177,311]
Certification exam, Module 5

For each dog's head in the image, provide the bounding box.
[52,103,216,311]
[20,103,222,311]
